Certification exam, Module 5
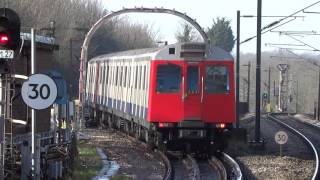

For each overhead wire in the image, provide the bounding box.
[241,1,320,44]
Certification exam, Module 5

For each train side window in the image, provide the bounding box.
[143,65,146,90]
[103,65,107,84]
[120,66,123,87]
[109,65,112,85]
[124,66,127,87]
[100,65,104,84]
[115,66,119,86]
[205,66,229,93]
[128,66,131,87]
[139,66,142,90]
[106,65,109,85]
[156,64,181,93]
[135,66,138,89]
[113,65,116,86]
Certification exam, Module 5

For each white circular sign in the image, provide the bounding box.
[21,74,57,110]
[275,131,288,145]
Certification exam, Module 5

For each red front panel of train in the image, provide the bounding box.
[201,61,235,123]
[148,60,235,124]
[148,60,184,122]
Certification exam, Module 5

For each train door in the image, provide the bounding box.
[183,63,201,120]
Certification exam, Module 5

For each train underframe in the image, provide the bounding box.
[85,104,231,155]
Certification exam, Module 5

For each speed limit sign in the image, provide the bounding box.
[21,74,58,110]
[275,131,288,145]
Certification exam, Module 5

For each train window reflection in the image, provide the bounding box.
[205,66,229,93]
[187,66,199,93]
[156,64,181,93]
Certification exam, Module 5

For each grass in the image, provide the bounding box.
[68,142,102,180]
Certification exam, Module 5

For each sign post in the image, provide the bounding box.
[21,28,57,179]
[21,72,57,179]
[275,131,288,157]
[31,28,36,179]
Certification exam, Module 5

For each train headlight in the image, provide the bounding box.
[216,123,226,129]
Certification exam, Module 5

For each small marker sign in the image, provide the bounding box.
[275,131,288,156]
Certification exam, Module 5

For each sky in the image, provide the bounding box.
[103,0,320,54]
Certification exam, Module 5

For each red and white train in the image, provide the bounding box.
[85,42,235,152]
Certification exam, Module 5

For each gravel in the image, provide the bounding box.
[80,113,316,180]
[226,114,315,180]
[81,129,166,180]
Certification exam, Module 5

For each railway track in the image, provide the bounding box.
[83,128,242,180]
[269,113,319,180]
[220,153,242,180]
[164,151,242,180]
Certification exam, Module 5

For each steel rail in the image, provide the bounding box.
[221,152,242,180]
[209,156,227,180]
[156,150,172,180]
[268,114,319,180]
[185,154,200,180]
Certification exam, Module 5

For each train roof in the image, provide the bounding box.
[89,42,233,63]
[91,47,161,61]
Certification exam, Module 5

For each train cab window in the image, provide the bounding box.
[205,66,229,93]
[187,66,199,93]
[156,64,181,93]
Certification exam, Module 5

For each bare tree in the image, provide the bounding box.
[3,0,158,98]
[175,22,200,43]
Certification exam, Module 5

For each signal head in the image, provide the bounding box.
[0,32,10,46]
[0,8,20,50]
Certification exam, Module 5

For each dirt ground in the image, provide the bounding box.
[81,128,166,180]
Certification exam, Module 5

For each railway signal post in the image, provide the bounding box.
[0,8,20,179]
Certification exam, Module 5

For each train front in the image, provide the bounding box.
[148,42,235,153]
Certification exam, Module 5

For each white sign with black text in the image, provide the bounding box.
[275,131,288,145]
[21,74,57,110]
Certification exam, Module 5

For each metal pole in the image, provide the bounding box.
[268,65,271,103]
[31,28,36,179]
[296,81,298,113]
[318,67,320,120]
[247,62,251,110]
[236,10,240,128]
[255,0,262,142]
[0,76,3,180]
[278,70,282,111]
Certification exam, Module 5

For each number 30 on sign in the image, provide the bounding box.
[275,131,288,145]
[21,74,57,110]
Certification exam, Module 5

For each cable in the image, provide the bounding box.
[241,1,320,44]
[287,35,320,51]
[241,18,296,44]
